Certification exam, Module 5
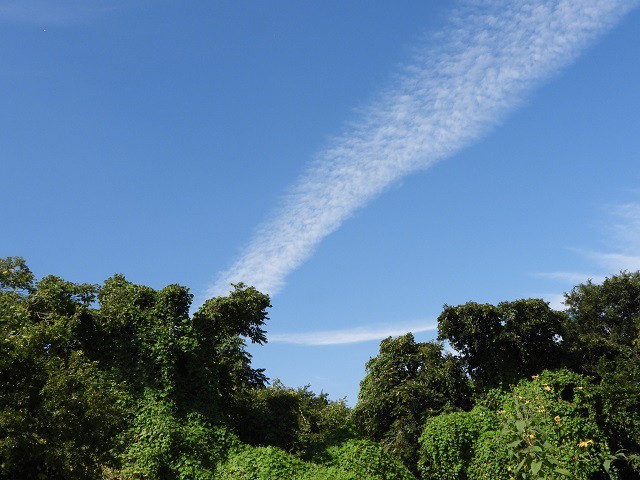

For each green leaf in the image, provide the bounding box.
[531,460,542,475]
[554,467,572,477]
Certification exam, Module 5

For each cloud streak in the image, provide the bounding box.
[533,272,606,284]
[586,203,640,271]
[268,321,437,346]
[210,0,639,298]
[534,201,640,308]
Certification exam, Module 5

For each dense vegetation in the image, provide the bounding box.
[1,257,639,478]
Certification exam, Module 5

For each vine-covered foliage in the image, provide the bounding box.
[322,439,416,480]
[0,258,267,479]
[2,258,639,479]
[495,370,608,479]
[352,335,471,471]
[217,445,349,480]
[418,406,497,479]
[218,440,416,480]
[236,380,354,458]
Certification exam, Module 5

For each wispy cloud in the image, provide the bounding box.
[535,201,640,307]
[586,252,640,272]
[533,271,606,284]
[589,202,640,270]
[269,321,437,346]
[209,0,639,299]
[0,0,121,25]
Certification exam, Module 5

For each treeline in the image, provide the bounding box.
[0,257,639,479]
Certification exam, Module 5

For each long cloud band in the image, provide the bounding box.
[209,0,639,298]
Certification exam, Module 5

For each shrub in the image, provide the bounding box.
[418,406,497,480]
[496,370,608,479]
[237,381,354,458]
[467,430,510,480]
[218,445,350,480]
[120,392,236,479]
[322,439,416,480]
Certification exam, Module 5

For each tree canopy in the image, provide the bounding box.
[2,258,639,479]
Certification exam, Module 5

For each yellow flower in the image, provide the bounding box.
[578,440,593,448]
[538,407,545,412]
[498,410,506,414]
[554,415,561,424]
[576,386,583,390]
[531,375,539,379]
[544,385,552,391]
[529,433,535,439]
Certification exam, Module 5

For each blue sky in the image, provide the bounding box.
[2,1,640,403]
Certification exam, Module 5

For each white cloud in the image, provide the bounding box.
[268,321,437,346]
[535,201,640,305]
[209,0,639,299]
[589,202,640,270]
[533,271,606,284]
[586,252,640,272]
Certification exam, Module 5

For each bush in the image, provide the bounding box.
[218,445,349,480]
[467,430,510,480]
[322,439,416,480]
[120,392,236,479]
[418,406,497,480]
[236,381,354,458]
[496,370,608,479]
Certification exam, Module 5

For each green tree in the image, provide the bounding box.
[0,261,125,479]
[561,272,640,478]
[593,354,640,479]
[236,380,354,458]
[352,334,470,472]
[437,299,565,390]
[563,271,640,373]
[0,258,273,478]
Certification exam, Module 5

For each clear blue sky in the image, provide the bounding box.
[2,1,640,403]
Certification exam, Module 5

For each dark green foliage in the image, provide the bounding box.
[237,380,354,457]
[593,354,640,478]
[3,258,640,479]
[0,258,270,479]
[418,406,497,480]
[352,334,470,471]
[563,271,640,373]
[560,272,640,478]
[237,381,301,451]
[437,299,565,390]
[0,264,125,479]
